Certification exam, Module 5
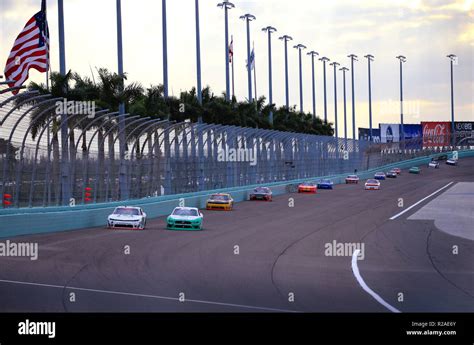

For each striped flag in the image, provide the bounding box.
[4,0,50,94]
[229,37,234,63]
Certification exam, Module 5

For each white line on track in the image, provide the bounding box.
[351,250,401,313]
[0,278,297,313]
[389,182,454,220]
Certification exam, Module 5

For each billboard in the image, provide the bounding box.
[379,124,400,143]
[454,122,474,132]
[455,122,474,145]
[402,124,422,140]
[402,124,422,149]
[358,128,381,143]
[422,122,451,147]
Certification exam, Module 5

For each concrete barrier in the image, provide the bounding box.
[0,149,472,238]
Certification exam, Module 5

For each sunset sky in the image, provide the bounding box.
[1,0,473,137]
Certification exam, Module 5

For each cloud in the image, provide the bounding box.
[0,0,472,124]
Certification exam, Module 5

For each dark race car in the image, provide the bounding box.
[249,187,273,201]
[386,170,397,178]
[317,179,334,189]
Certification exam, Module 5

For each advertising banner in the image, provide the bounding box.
[358,128,381,143]
[379,124,400,143]
[454,122,474,145]
[401,124,422,149]
[421,122,451,147]
[454,122,474,132]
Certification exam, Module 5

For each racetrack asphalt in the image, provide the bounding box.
[0,158,473,312]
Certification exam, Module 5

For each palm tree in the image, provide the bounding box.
[94,68,144,200]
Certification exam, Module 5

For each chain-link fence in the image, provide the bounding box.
[0,90,471,208]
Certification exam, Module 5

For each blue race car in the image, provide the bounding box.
[317,179,334,189]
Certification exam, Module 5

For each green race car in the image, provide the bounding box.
[409,166,421,174]
[167,207,203,231]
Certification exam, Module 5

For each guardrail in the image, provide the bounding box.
[0,149,472,238]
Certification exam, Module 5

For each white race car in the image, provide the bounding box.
[345,175,360,184]
[365,179,381,190]
[446,159,458,166]
[107,206,147,230]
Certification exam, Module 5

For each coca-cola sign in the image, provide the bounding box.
[422,122,451,147]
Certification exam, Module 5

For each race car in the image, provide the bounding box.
[428,160,440,168]
[374,172,386,180]
[107,206,147,230]
[167,207,203,231]
[249,187,273,201]
[345,175,360,184]
[365,179,381,190]
[392,168,402,175]
[446,159,458,166]
[298,182,317,193]
[317,179,334,189]
[206,193,234,211]
[409,166,421,174]
[386,170,397,178]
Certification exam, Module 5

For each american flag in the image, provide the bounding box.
[4,0,50,94]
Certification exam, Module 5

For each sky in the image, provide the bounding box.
[1,0,473,138]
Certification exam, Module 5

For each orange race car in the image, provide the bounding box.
[298,182,317,194]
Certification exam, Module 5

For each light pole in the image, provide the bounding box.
[340,67,349,148]
[240,14,256,103]
[319,57,330,123]
[447,54,457,147]
[396,55,406,146]
[279,35,293,109]
[294,44,307,113]
[348,54,358,140]
[217,1,235,101]
[162,0,169,99]
[116,0,128,200]
[307,51,319,120]
[58,0,70,205]
[330,61,340,138]
[262,26,277,125]
[195,0,202,109]
[364,54,375,142]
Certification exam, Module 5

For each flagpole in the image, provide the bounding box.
[45,1,50,91]
[57,0,66,75]
[162,0,169,99]
[253,42,257,101]
[231,35,235,99]
[57,0,71,206]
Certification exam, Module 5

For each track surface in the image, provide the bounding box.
[0,159,473,312]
